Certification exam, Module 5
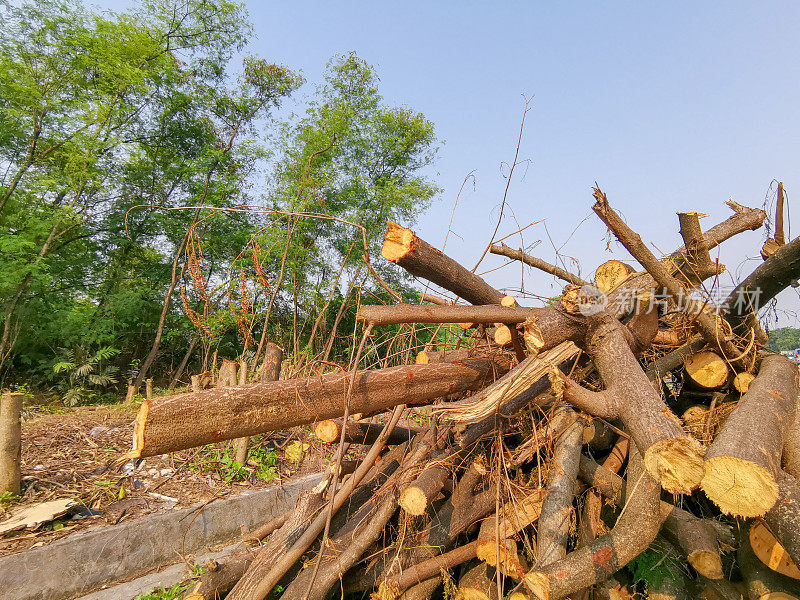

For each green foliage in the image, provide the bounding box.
[52,345,120,405]
[133,581,190,600]
[190,438,279,483]
[768,327,800,352]
[628,548,684,590]
[0,491,20,511]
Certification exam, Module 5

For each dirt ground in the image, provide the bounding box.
[0,400,330,557]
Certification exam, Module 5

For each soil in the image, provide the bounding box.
[0,399,331,558]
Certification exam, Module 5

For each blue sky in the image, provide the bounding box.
[99,1,800,325]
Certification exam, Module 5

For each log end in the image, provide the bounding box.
[399,486,428,517]
[508,593,530,600]
[643,436,705,494]
[501,295,517,307]
[685,351,729,389]
[315,419,340,443]
[749,521,800,579]
[415,351,430,365]
[687,549,724,580]
[701,456,779,517]
[494,324,512,346]
[734,372,755,393]
[522,571,550,600]
[382,221,416,263]
[128,399,150,459]
[594,260,633,294]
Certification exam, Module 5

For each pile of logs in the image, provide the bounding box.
[129,188,800,599]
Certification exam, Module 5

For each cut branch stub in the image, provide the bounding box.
[701,354,800,517]
[382,222,505,306]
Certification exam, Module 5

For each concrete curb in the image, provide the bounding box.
[0,473,321,600]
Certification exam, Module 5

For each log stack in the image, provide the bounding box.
[139,190,800,600]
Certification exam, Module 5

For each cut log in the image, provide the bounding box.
[190,375,202,393]
[315,419,417,446]
[456,561,498,600]
[0,391,23,495]
[357,304,539,326]
[182,550,256,600]
[124,383,137,403]
[684,351,729,389]
[376,541,480,600]
[767,472,800,572]
[145,378,153,399]
[490,242,589,287]
[561,313,704,494]
[522,468,664,600]
[594,260,633,294]
[701,354,800,517]
[128,358,507,458]
[399,452,453,517]
[382,222,505,306]
[535,404,584,568]
[419,292,451,305]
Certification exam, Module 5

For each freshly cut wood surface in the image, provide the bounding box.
[684,351,729,389]
[750,520,800,580]
[594,260,633,294]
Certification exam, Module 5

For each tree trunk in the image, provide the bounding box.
[0,392,23,495]
[169,330,199,390]
[134,234,189,390]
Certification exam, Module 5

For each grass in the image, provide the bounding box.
[183,435,280,483]
[133,581,190,600]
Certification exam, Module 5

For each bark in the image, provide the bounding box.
[724,233,800,338]
[676,211,718,284]
[259,343,283,382]
[279,432,435,600]
[765,471,800,577]
[315,418,418,446]
[522,469,664,600]
[0,392,23,495]
[134,234,189,390]
[419,292,452,305]
[592,187,744,364]
[489,242,589,287]
[376,541,480,600]
[578,455,731,582]
[358,304,540,326]
[561,312,704,494]
[456,561,499,600]
[701,354,799,517]
[169,330,199,390]
[402,577,443,600]
[182,550,256,600]
[128,357,506,458]
[536,405,584,568]
[382,221,505,306]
